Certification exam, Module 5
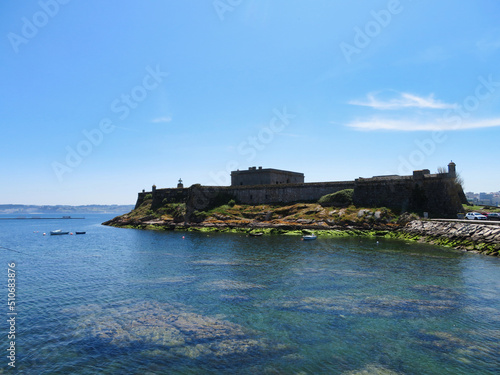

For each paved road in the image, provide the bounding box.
[429,218,500,226]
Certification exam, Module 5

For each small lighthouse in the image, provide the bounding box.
[177,178,184,188]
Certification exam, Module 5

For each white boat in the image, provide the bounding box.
[302,234,317,241]
[50,230,69,235]
[248,232,263,237]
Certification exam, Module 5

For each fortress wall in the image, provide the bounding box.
[418,178,465,218]
[353,175,464,218]
[135,192,148,209]
[353,177,414,213]
[135,188,189,209]
[187,182,355,211]
[151,188,190,210]
[230,181,355,206]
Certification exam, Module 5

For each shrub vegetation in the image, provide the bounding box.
[318,189,354,207]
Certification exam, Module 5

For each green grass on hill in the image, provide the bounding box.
[463,204,500,213]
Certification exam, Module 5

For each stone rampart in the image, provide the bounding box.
[186,181,355,212]
[353,174,465,218]
[353,176,413,211]
[136,188,190,210]
[230,181,355,206]
[136,167,466,218]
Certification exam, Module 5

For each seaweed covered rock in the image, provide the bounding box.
[63,300,289,360]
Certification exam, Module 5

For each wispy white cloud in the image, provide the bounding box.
[346,90,500,131]
[476,38,500,52]
[395,46,453,66]
[476,35,500,58]
[349,91,456,110]
[151,116,172,123]
[346,117,500,131]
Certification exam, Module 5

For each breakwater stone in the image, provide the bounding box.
[402,220,500,255]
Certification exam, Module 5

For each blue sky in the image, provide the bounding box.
[1,0,500,205]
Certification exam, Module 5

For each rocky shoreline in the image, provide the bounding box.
[103,216,399,237]
[103,210,500,256]
[399,219,500,256]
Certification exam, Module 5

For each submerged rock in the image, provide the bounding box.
[202,279,266,291]
[343,364,401,375]
[63,300,287,360]
[268,294,458,318]
[411,284,463,299]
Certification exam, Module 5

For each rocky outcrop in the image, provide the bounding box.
[103,203,500,256]
[401,220,500,256]
[103,205,403,234]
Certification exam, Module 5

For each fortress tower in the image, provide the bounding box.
[231,167,304,186]
[448,161,456,178]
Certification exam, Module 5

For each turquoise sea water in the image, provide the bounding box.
[1,214,499,374]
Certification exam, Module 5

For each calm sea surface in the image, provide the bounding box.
[1,213,499,374]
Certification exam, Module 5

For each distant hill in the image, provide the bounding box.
[0,204,135,215]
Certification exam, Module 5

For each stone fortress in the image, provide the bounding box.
[231,167,304,186]
[137,162,467,218]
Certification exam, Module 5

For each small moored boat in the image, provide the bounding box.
[249,232,263,237]
[302,234,317,241]
[50,230,69,235]
[75,232,86,235]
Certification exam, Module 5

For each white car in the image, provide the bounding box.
[465,212,487,220]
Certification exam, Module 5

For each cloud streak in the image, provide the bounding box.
[349,91,456,110]
[346,117,500,131]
